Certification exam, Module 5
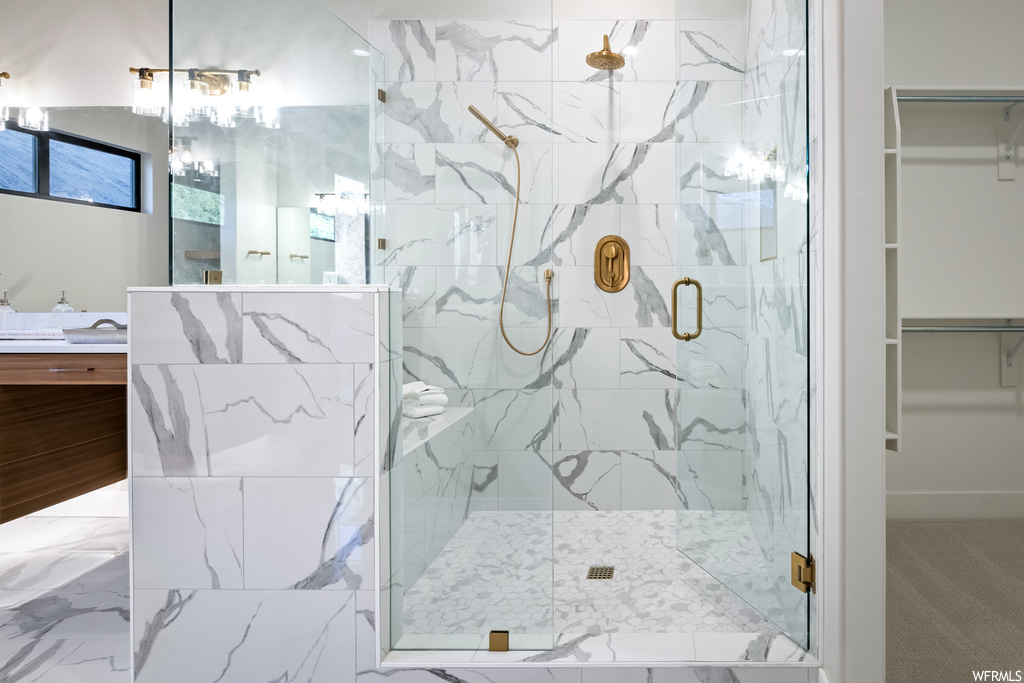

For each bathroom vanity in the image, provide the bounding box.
[0,341,127,522]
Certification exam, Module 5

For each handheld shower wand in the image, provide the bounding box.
[467,105,554,357]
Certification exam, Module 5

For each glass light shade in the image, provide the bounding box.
[211,104,236,128]
[233,78,255,118]
[18,106,48,131]
[187,76,211,119]
[255,105,280,129]
[0,80,9,123]
[132,77,163,117]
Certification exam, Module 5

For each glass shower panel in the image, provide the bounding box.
[170,0,380,286]
[375,11,556,652]
[673,0,811,649]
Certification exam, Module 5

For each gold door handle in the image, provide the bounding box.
[672,277,703,341]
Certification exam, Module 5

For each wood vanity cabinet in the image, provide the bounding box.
[0,353,127,522]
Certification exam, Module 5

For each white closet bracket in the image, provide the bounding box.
[1001,322,1024,387]
[999,121,1019,180]
[1005,102,1022,121]
[1005,119,1024,160]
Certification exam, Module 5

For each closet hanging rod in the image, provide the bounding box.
[897,96,1024,102]
[903,326,1024,332]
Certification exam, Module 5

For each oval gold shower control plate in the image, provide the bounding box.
[595,235,630,293]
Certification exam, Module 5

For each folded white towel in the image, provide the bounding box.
[403,403,445,419]
[402,381,445,398]
[404,393,449,407]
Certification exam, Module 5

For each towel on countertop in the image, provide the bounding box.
[403,403,445,419]
[402,381,445,398]
[403,393,448,407]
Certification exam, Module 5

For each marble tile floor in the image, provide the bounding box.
[400,510,787,647]
[0,516,129,682]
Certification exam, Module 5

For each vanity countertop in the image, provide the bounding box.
[0,340,127,354]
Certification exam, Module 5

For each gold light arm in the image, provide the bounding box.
[130,67,261,77]
[671,277,703,341]
[0,72,10,80]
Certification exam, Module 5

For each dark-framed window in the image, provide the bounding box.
[0,121,142,212]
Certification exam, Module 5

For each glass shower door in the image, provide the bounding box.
[673,143,811,648]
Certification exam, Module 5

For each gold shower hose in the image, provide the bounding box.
[500,143,554,356]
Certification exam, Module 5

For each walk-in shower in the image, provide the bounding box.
[378,4,813,663]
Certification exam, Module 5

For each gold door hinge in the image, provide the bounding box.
[791,552,816,594]
[488,630,509,652]
[377,238,387,250]
[378,88,386,103]
[203,270,223,285]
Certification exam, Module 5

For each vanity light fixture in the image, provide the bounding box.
[129,67,262,126]
[0,72,10,128]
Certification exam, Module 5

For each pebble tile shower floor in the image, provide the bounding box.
[400,509,782,639]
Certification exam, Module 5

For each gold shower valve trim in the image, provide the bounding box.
[595,235,630,293]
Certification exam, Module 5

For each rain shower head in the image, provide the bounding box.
[468,105,519,148]
[586,35,625,71]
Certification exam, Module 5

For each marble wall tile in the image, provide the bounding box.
[677,388,747,451]
[556,265,675,329]
[495,82,555,143]
[618,82,677,143]
[621,326,744,390]
[381,143,437,205]
[540,204,620,266]
[384,204,498,268]
[673,80,744,144]
[384,81,500,145]
[556,143,674,205]
[678,20,747,81]
[132,589,355,683]
[354,364,377,477]
[436,142,554,205]
[677,142,750,204]
[132,478,243,590]
[552,82,620,143]
[356,590,377,672]
[620,450,682,510]
[388,265,437,328]
[434,266,502,327]
[583,667,813,683]
[360,669,583,683]
[467,389,555,452]
[557,389,678,451]
[545,327,621,391]
[132,364,355,478]
[436,20,555,82]
[551,450,621,511]
[555,20,677,83]
[470,450,499,513]
[130,292,242,366]
[619,204,676,266]
[241,291,375,364]
[497,450,554,511]
[370,20,437,82]
[676,201,749,267]
[403,327,499,390]
[243,477,373,591]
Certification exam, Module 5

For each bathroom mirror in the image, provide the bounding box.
[0,106,169,312]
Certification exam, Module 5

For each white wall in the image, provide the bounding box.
[0,109,168,313]
[885,0,1024,518]
[1,2,167,107]
[885,0,1024,87]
